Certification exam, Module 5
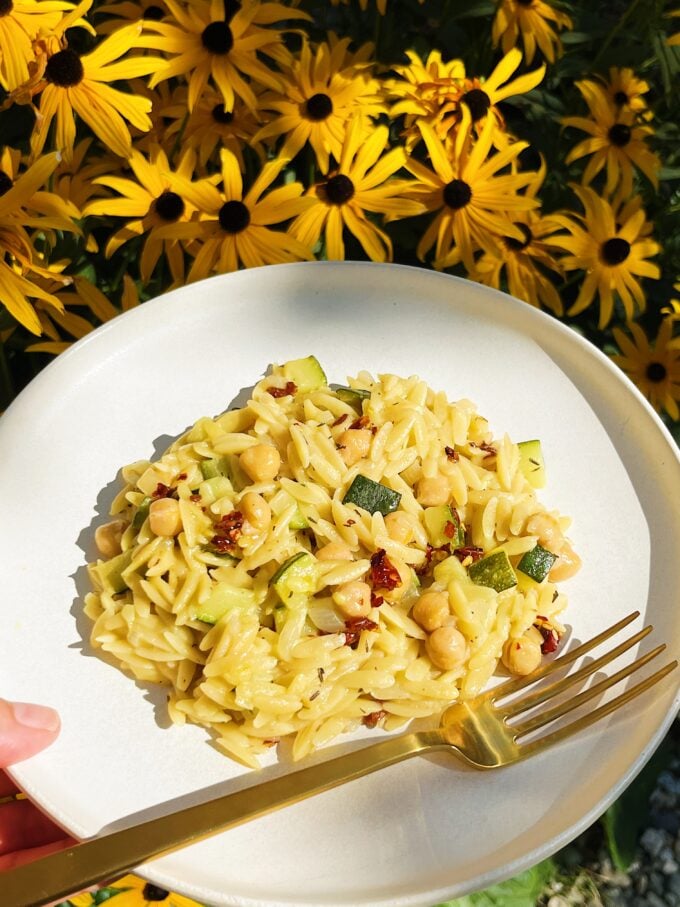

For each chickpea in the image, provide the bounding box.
[384,511,414,545]
[425,625,467,671]
[337,429,372,466]
[240,443,281,482]
[416,475,450,506]
[502,632,542,676]
[240,492,271,531]
[526,512,563,550]
[316,541,353,561]
[333,580,372,618]
[95,519,127,559]
[548,541,582,582]
[149,497,182,537]
[412,590,450,632]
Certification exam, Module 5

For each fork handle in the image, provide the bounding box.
[5,731,443,907]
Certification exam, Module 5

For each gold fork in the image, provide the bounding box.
[5,611,677,907]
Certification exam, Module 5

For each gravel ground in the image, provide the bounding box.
[538,721,680,907]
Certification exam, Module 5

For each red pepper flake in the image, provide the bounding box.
[189,493,202,503]
[267,381,297,398]
[362,709,388,729]
[153,482,172,498]
[444,445,459,461]
[536,624,561,655]
[177,472,187,481]
[344,518,356,526]
[350,414,370,430]
[369,548,402,591]
[332,413,349,427]
[212,509,244,551]
[471,441,497,458]
[453,545,484,563]
[415,543,452,575]
[444,521,457,539]
[343,616,379,648]
[370,592,384,608]
[262,738,280,747]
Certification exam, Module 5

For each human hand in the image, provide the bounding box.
[0,699,74,870]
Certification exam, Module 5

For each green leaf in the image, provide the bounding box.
[602,734,674,871]
[433,858,556,906]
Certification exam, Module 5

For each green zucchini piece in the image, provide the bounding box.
[289,506,308,530]
[194,584,257,624]
[518,440,545,489]
[342,475,401,516]
[92,549,133,594]
[468,550,517,593]
[517,544,557,583]
[281,356,327,392]
[271,551,318,604]
[423,505,465,547]
[200,457,230,480]
[132,496,152,530]
[199,475,232,504]
[335,386,370,412]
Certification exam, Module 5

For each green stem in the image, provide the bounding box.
[592,0,644,66]
[169,111,189,164]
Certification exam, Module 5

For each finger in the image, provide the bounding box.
[0,836,74,871]
[0,700,61,767]
[0,799,66,855]
[0,771,20,798]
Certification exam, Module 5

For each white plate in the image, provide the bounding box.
[2,262,679,907]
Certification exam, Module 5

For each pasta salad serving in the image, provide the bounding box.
[85,357,580,767]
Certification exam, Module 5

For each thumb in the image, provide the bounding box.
[0,700,61,768]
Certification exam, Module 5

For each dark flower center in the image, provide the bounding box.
[443,179,472,209]
[601,237,631,266]
[224,0,241,19]
[45,49,84,87]
[515,0,534,6]
[212,104,234,124]
[646,362,667,383]
[0,170,13,196]
[461,88,491,123]
[504,223,533,251]
[219,200,250,233]
[142,4,165,19]
[324,174,354,205]
[608,123,632,147]
[154,190,185,221]
[305,93,333,121]
[201,20,234,55]
[0,0,13,16]
[142,884,169,902]
[613,90,628,105]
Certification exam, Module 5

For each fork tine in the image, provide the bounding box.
[488,611,640,703]
[502,625,653,719]
[517,660,678,759]
[512,644,667,738]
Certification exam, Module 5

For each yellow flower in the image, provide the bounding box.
[289,115,423,262]
[662,284,680,321]
[492,0,573,64]
[51,138,115,212]
[253,35,386,173]
[0,0,85,91]
[471,162,564,314]
[164,86,264,170]
[562,80,660,198]
[549,185,661,328]
[139,0,309,112]
[67,875,201,907]
[611,318,680,421]
[94,0,171,34]
[25,4,167,162]
[404,109,538,271]
[668,9,680,45]
[598,66,651,116]
[160,148,313,280]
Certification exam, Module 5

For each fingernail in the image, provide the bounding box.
[11,702,60,733]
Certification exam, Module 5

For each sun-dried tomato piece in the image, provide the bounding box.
[267,381,297,398]
[362,709,388,728]
[453,545,484,563]
[369,549,401,590]
[536,623,561,655]
[370,592,384,608]
[444,521,457,539]
[212,510,244,551]
[343,616,379,647]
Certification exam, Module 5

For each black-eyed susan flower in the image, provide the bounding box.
[289,115,423,262]
[94,0,171,34]
[549,185,661,328]
[492,0,572,64]
[84,144,215,285]
[26,12,167,162]
[253,35,386,173]
[51,138,116,212]
[405,110,538,272]
[164,87,264,170]
[470,162,564,314]
[562,80,660,197]
[0,145,81,223]
[157,148,313,279]
[598,67,651,116]
[386,49,466,152]
[67,875,201,907]
[139,0,309,112]
[611,318,680,420]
